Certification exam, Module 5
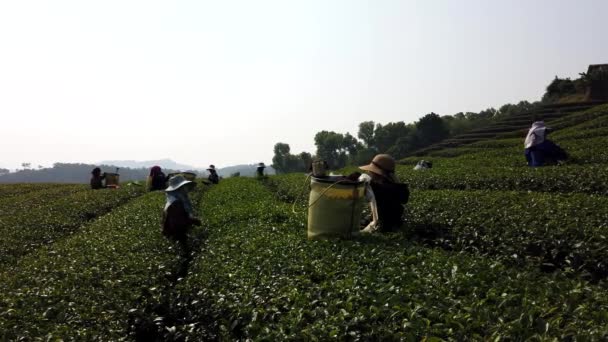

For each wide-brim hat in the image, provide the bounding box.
[258,162,266,168]
[165,175,196,192]
[207,165,216,171]
[360,154,397,181]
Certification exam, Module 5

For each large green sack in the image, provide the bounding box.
[307,176,365,240]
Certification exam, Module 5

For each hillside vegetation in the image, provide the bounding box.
[1,104,608,340]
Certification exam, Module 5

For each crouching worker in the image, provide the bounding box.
[359,154,409,233]
[147,165,167,191]
[90,167,106,189]
[163,175,201,254]
[207,165,220,184]
[524,121,568,167]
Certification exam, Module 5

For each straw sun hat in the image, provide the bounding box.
[165,175,196,192]
[360,154,397,180]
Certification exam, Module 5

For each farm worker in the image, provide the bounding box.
[90,167,106,189]
[524,121,568,167]
[359,154,409,233]
[256,162,266,177]
[413,160,433,170]
[207,165,220,184]
[147,165,167,191]
[163,175,201,244]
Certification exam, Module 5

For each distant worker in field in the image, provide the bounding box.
[524,121,568,167]
[163,175,201,250]
[90,167,106,190]
[413,160,433,170]
[147,165,167,191]
[207,165,220,184]
[256,162,266,177]
[359,154,409,233]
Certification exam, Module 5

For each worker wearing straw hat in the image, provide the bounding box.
[256,162,266,178]
[207,165,220,184]
[163,175,201,246]
[359,154,409,233]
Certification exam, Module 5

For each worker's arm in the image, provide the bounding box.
[360,175,379,232]
[363,195,379,232]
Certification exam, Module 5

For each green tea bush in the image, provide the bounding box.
[0,183,80,199]
[268,174,608,277]
[268,165,608,198]
[0,185,144,267]
[397,164,608,195]
[407,190,608,279]
[0,192,186,340]
[468,138,521,148]
[167,178,608,340]
[0,184,87,216]
[547,104,608,131]
[401,134,607,168]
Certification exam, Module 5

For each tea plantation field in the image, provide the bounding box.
[1,104,608,340]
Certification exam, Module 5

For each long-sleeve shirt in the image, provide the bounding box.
[524,122,547,149]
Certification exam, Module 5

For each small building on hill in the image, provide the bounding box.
[585,64,608,101]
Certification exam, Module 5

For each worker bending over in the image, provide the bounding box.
[359,154,409,233]
[524,121,567,167]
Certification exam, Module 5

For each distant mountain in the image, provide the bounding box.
[0,160,274,183]
[99,159,276,177]
[99,159,200,171]
[0,163,158,184]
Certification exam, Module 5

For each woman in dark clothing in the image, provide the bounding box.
[163,175,202,255]
[256,162,267,178]
[359,154,409,233]
[147,165,167,191]
[90,167,106,189]
[207,165,220,184]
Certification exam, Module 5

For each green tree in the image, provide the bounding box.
[357,121,376,148]
[415,112,449,147]
[272,143,312,174]
[314,131,360,169]
[373,122,412,153]
[386,136,415,160]
[298,152,312,171]
[272,143,292,174]
[352,147,377,166]
[542,77,578,103]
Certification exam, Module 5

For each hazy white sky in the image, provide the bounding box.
[1,0,607,169]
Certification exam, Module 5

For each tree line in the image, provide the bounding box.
[272,101,540,173]
[272,67,605,174]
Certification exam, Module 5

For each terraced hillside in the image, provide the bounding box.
[412,101,606,156]
[1,104,607,340]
